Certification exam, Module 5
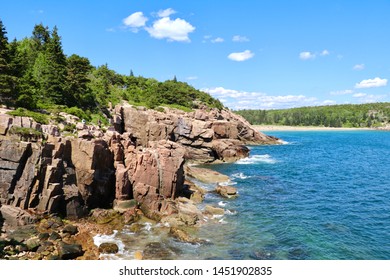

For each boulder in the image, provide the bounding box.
[98,243,119,254]
[215,185,238,198]
[62,224,79,235]
[0,205,37,227]
[204,205,225,215]
[57,241,84,260]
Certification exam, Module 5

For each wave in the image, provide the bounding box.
[93,230,126,254]
[277,139,290,145]
[218,201,227,207]
[236,154,277,165]
[231,172,252,179]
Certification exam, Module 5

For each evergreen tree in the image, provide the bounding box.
[66,54,93,107]
[32,23,50,51]
[41,26,67,105]
[0,19,13,105]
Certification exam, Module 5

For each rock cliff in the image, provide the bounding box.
[0,105,277,223]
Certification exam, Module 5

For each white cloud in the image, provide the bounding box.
[228,50,255,62]
[353,64,365,71]
[353,93,367,98]
[320,49,330,56]
[330,89,354,96]
[186,76,198,81]
[299,51,316,60]
[211,37,224,43]
[353,93,388,103]
[355,77,388,89]
[145,17,195,42]
[202,87,325,110]
[123,12,148,30]
[232,35,250,42]
[157,8,176,18]
[322,100,337,105]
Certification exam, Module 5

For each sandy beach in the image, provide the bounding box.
[253,125,373,131]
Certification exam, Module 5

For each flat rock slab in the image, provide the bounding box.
[185,165,230,184]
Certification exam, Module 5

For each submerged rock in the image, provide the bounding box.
[142,242,177,260]
[98,242,119,254]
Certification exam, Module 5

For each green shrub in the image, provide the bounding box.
[8,108,49,124]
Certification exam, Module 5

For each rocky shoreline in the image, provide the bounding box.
[0,104,278,260]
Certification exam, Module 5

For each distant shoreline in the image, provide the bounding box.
[253,125,374,131]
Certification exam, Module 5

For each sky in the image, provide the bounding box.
[1,0,390,110]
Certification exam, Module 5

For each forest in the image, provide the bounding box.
[0,20,223,123]
[236,103,390,128]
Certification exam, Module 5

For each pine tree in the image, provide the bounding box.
[42,26,67,104]
[0,19,13,105]
[66,54,92,107]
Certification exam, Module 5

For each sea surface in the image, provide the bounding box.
[95,131,390,260]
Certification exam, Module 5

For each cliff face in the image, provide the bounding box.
[0,106,277,222]
[114,104,278,163]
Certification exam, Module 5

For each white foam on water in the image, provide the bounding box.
[219,180,237,186]
[93,230,126,254]
[212,214,224,219]
[144,222,152,231]
[231,172,252,179]
[277,139,290,145]
[236,154,277,165]
[225,209,237,215]
[218,201,227,207]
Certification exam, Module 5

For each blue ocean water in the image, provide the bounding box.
[201,130,390,260]
[96,131,390,260]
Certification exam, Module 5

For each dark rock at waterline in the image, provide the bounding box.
[57,241,84,260]
[169,227,207,245]
[249,250,275,260]
[98,242,119,254]
[143,242,178,260]
[62,224,79,235]
[228,249,246,260]
[288,247,310,260]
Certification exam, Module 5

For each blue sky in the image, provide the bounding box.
[2,0,390,110]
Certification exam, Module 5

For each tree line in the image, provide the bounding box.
[0,20,223,121]
[236,103,390,128]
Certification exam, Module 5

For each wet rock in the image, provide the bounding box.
[62,224,79,235]
[57,241,84,260]
[39,217,63,231]
[6,225,38,243]
[250,250,275,260]
[215,185,238,198]
[204,205,225,215]
[142,242,176,260]
[98,242,119,254]
[169,227,205,244]
[38,232,50,241]
[49,231,61,241]
[25,237,40,251]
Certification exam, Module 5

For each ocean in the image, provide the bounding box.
[95,130,390,260]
